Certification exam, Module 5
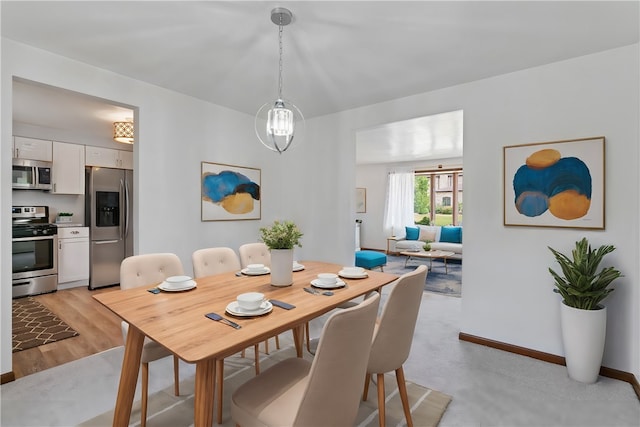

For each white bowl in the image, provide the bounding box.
[247,263,265,272]
[164,275,192,288]
[317,273,338,284]
[237,292,265,311]
[342,266,365,275]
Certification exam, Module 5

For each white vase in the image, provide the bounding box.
[270,249,294,287]
[560,301,607,384]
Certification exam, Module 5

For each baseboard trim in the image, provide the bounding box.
[1,371,16,384]
[459,332,640,400]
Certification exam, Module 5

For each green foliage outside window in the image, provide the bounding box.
[414,176,430,215]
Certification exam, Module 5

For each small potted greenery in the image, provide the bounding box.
[259,220,303,286]
[548,237,623,383]
[422,240,432,252]
[259,220,303,250]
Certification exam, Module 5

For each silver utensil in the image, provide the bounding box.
[304,287,333,296]
[205,312,241,329]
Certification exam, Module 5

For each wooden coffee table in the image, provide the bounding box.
[400,250,456,273]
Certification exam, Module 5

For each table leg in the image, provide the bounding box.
[215,359,224,424]
[444,258,448,274]
[404,256,411,267]
[292,325,305,358]
[194,358,216,427]
[112,326,144,427]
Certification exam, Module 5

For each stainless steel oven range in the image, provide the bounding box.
[12,206,58,298]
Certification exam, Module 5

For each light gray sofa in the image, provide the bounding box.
[391,225,462,260]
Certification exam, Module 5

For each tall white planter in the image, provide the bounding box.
[560,302,607,384]
[270,249,293,287]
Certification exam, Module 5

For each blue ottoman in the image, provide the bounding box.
[355,250,387,271]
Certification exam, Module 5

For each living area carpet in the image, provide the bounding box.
[385,254,462,297]
[12,297,79,352]
[80,345,451,427]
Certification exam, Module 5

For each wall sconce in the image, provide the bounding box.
[113,121,134,144]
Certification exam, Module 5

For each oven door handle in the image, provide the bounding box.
[12,235,56,242]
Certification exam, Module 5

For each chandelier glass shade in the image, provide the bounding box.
[255,7,304,154]
[113,121,134,144]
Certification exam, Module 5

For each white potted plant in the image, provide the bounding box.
[260,220,303,286]
[548,237,623,383]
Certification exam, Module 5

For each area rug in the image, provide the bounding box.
[385,254,462,297]
[12,297,79,352]
[80,346,451,427]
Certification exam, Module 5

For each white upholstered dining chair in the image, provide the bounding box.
[231,292,381,427]
[119,253,184,427]
[192,246,264,374]
[363,264,428,427]
[237,242,281,354]
[238,242,271,267]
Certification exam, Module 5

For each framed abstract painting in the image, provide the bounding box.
[201,161,261,221]
[356,188,366,213]
[503,136,605,229]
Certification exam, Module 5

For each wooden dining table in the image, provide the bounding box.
[94,260,398,427]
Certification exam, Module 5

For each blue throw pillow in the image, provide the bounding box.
[440,226,462,243]
[405,226,419,240]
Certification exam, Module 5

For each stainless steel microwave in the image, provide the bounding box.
[12,158,53,190]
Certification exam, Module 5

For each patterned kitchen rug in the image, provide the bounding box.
[12,297,79,352]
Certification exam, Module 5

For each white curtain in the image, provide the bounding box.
[383,170,415,237]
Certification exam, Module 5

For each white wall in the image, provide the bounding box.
[352,45,638,378]
[1,39,355,375]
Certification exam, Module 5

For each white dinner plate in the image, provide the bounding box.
[225,301,273,317]
[293,264,305,272]
[241,267,271,276]
[338,270,369,279]
[158,280,197,292]
[310,279,346,289]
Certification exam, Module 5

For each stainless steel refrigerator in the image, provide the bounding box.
[85,166,133,289]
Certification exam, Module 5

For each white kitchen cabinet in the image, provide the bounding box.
[13,136,53,161]
[57,227,90,285]
[85,146,133,169]
[52,141,85,194]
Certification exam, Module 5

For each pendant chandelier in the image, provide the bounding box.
[255,7,304,154]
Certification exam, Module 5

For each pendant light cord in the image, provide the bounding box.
[277,20,284,100]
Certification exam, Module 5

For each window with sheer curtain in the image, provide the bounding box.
[383,170,415,237]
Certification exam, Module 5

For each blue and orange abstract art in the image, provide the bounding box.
[202,170,260,214]
[512,149,592,220]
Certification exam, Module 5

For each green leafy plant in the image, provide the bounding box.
[416,216,431,225]
[423,241,432,251]
[58,212,73,216]
[259,220,303,250]
[548,237,623,310]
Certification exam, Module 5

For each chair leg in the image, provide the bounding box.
[173,355,180,396]
[395,366,413,427]
[254,343,260,375]
[376,373,386,427]
[141,362,149,427]
[362,373,371,401]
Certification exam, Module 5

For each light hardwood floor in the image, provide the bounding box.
[12,286,124,379]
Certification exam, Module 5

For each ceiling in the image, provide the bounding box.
[3,1,638,163]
